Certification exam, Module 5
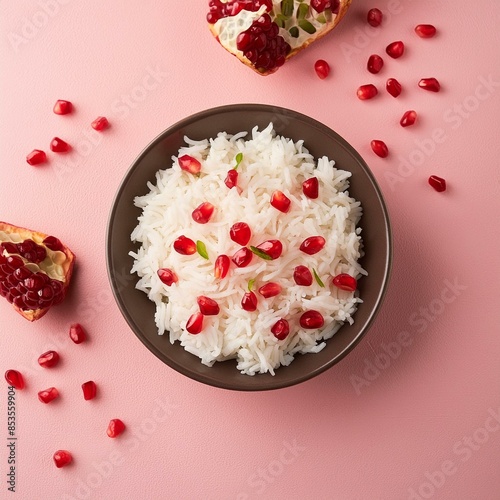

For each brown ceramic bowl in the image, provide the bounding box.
[106,104,392,391]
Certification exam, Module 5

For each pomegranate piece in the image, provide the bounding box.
[197,296,220,316]
[26,149,47,166]
[42,236,64,252]
[299,236,325,255]
[371,140,389,158]
[367,54,384,74]
[91,116,109,131]
[311,0,332,12]
[419,77,441,92]
[69,323,87,344]
[192,202,215,224]
[53,100,72,115]
[299,310,324,329]
[415,24,436,38]
[302,177,319,199]
[178,155,201,174]
[38,350,60,368]
[314,60,330,79]
[157,268,178,286]
[173,235,196,255]
[270,190,291,213]
[225,169,238,189]
[357,84,378,100]
[254,240,283,260]
[38,386,59,404]
[386,41,404,58]
[400,110,417,127]
[230,222,251,246]
[82,381,97,400]
[241,291,258,312]
[386,78,402,97]
[293,265,313,286]
[428,175,446,192]
[232,247,253,268]
[53,450,72,468]
[258,282,282,298]
[214,255,230,279]
[367,8,382,27]
[332,273,357,291]
[50,137,70,153]
[271,319,290,340]
[107,419,126,438]
[4,370,25,389]
[186,312,204,334]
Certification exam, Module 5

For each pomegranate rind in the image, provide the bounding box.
[0,221,75,321]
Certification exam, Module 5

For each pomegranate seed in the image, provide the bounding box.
[271,319,290,340]
[178,155,201,174]
[192,202,215,224]
[173,235,196,255]
[270,190,291,213]
[428,175,446,192]
[53,100,72,115]
[299,236,325,255]
[214,255,230,278]
[419,78,441,92]
[91,116,109,131]
[42,236,63,251]
[107,419,126,438]
[400,110,417,127]
[302,177,319,199]
[332,273,357,291]
[38,350,60,368]
[386,78,402,97]
[53,450,72,468]
[367,8,382,27]
[225,169,238,189]
[258,282,282,298]
[26,149,47,166]
[311,0,331,12]
[186,312,203,334]
[157,268,178,286]
[367,54,384,74]
[69,323,86,344]
[415,24,436,38]
[230,222,251,246]
[241,291,258,312]
[4,370,25,389]
[82,381,97,400]
[197,296,220,315]
[386,41,404,58]
[50,137,70,153]
[232,247,253,268]
[38,387,59,404]
[293,265,313,286]
[370,140,389,158]
[314,60,330,79]
[299,310,324,329]
[357,84,378,100]
[255,240,283,259]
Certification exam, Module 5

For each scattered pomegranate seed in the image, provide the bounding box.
[428,175,446,192]
[357,84,378,100]
[26,149,47,166]
[386,78,402,97]
[241,291,258,312]
[299,310,324,329]
[367,8,382,27]
[230,222,251,246]
[270,190,291,213]
[293,265,313,286]
[311,0,332,12]
[82,381,97,400]
[157,268,178,286]
[186,312,203,334]
[232,247,253,268]
[91,116,109,131]
[53,100,72,115]
[332,273,357,291]
[4,370,25,389]
[178,155,201,174]
[302,177,319,199]
[419,77,441,92]
[400,110,417,127]
[415,24,436,38]
[224,169,238,189]
[38,387,59,404]
[50,137,70,153]
[38,350,60,368]
[299,236,325,255]
[271,319,290,340]
[386,41,404,58]
[370,140,389,158]
[53,450,72,468]
[214,255,230,279]
[314,60,330,79]
[367,54,384,74]
[173,235,196,255]
[107,419,126,438]
[197,296,220,316]
[192,202,215,224]
[255,240,283,259]
[258,282,282,298]
[42,236,63,251]
[69,323,86,344]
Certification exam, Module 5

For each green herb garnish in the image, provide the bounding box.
[250,246,273,260]
[248,279,255,292]
[196,240,209,260]
[313,269,325,287]
[234,152,243,170]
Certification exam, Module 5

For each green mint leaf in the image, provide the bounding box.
[196,240,209,260]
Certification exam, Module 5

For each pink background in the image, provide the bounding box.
[1,1,500,499]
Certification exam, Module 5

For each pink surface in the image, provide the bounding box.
[1,1,499,499]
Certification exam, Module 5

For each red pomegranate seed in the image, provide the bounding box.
[371,140,389,158]
[386,41,404,58]
[357,84,378,100]
[270,190,291,213]
[173,235,196,255]
[428,175,446,192]
[192,202,215,224]
[186,312,203,334]
[38,386,59,404]
[311,0,332,12]
[38,350,60,368]
[69,323,87,344]
[241,291,258,312]
[367,54,384,74]
[53,450,72,468]
[255,240,283,259]
[230,222,251,246]
[26,149,47,166]
[293,265,313,286]
[415,24,436,38]
[91,116,109,131]
[271,319,290,340]
[302,177,319,199]
[332,273,357,291]
[4,370,25,389]
[82,381,97,400]
[50,137,70,153]
[258,282,282,298]
[53,100,72,115]
[400,110,417,127]
[225,169,238,189]
[214,255,230,279]
[157,268,178,286]
[197,296,220,316]
[367,8,382,27]
[299,236,325,255]
[232,247,253,268]
[42,236,63,251]
[314,60,330,79]
[419,77,441,92]
[178,155,201,174]
[299,310,324,329]
[107,419,126,438]
[386,78,402,97]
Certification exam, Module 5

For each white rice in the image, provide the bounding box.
[130,123,366,376]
